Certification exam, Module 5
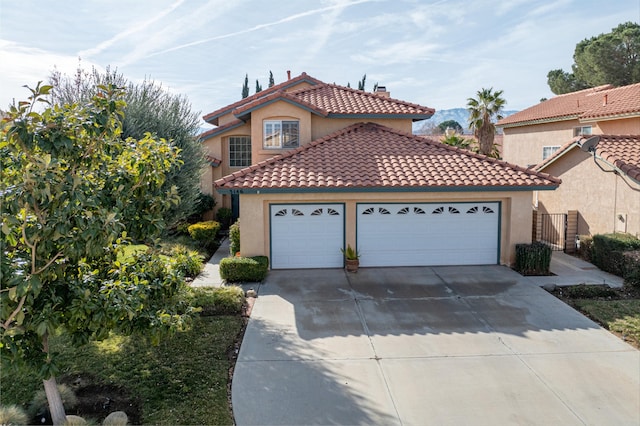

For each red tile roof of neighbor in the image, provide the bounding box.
[214,122,560,192]
[498,83,640,128]
[202,73,435,128]
[535,135,640,183]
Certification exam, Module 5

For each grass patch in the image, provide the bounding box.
[572,299,640,349]
[547,284,640,349]
[0,316,245,425]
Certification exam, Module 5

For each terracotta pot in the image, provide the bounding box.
[345,259,359,273]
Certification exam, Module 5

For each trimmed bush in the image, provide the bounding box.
[216,207,233,229]
[220,256,268,282]
[189,286,245,315]
[576,234,593,262]
[170,244,204,278]
[623,250,640,288]
[28,384,77,422]
[229,220,240,255]
[592,233,640,277]
[0,404,29,425]
[188,221,221,247]
[515,242,552,275]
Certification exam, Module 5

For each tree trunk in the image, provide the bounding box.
[478,123,495,156]
[42,333,67,425]
[43,376,67,425]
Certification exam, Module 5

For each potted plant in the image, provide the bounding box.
[341,245,360,273]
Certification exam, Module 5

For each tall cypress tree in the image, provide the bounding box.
[268,71,275,87]
[242,74,249,98]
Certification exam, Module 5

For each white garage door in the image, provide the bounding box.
[270,204,344,269]
[357,202,499,267]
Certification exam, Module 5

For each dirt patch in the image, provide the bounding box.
[55,374,142,425]
[547,283,640,302]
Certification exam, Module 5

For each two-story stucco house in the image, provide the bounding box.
[496,83,640,244]
[200,72,559,269]
[497,83,640,168]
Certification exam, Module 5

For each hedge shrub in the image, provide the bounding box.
[229,220,240,255]
[189,286,245,315]
[188,220,221,247]
[592,233,640,277]
[216,207,233,229]
[515,242,552,275]
[170,244,204,278]
[576,234,593,262]
[623,250,640,288]
[220,256,268,282]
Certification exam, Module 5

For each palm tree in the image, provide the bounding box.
[467,88,505,156]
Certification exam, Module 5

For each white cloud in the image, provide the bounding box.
[0,40,102,107]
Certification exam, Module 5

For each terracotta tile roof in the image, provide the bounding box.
[596,135,640,182]
[200,119,244,140]
[497,83,640,128]
[286,83,435,118]
[202,72,323,125]
[204,154,221,168]
[203,72,435,128]
[535,134,640,183]
[214,122,560,192]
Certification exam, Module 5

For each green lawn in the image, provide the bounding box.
[1,315,244,425]
[572,299,640,349]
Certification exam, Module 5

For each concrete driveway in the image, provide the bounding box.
[232,266,640,425]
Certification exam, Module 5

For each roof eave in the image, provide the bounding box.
[215,184,559,195]
[498,114,580,129]
[579,111,640,123]
[327,113,434,121]
[200,121,245,141]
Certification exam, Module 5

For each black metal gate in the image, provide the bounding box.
[540,213,567,251]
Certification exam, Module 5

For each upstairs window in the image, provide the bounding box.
[573,126,592,137]
[542,145,560,160]
[264,120,299,149]
[229,136,251,167]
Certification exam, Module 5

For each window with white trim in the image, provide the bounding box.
[229,136,251,167]
[573,126,592,137]
[264,120,299,149]
[542,145,561,160]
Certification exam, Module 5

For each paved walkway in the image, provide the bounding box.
[190,246,625,289]
[190,237,230,287]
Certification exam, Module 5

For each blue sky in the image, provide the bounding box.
[1,0,639,125]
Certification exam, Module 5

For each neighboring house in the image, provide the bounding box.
[497,83,640,168]
[534,135,640,241]
[201,72,559,269]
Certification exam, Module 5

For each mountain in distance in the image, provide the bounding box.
[413,108,518,135]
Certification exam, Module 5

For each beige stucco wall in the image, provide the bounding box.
[502,116,640,168]
[537,150,640,237]
[236,190,536,267]
[595,117,640,134]
[502,119,583,167]
[310,116,413,139]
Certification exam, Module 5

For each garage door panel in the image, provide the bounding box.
[271,204,344,269]
[357,203,499,267]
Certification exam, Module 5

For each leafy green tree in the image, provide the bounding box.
[49,67,205,230]
[1,83,193,424]
[242,74,249,98]
[547,69,588,95]
[255,79,262,93]
[268,71,275,88]
[441,134,472,150]
[547,22,640,94]
[467,88,505,156]
[437,120,463,134]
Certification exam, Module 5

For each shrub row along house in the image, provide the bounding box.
[199,72,559,269]
[498,83,640,251]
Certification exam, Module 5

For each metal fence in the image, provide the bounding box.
[540,213,567,251]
